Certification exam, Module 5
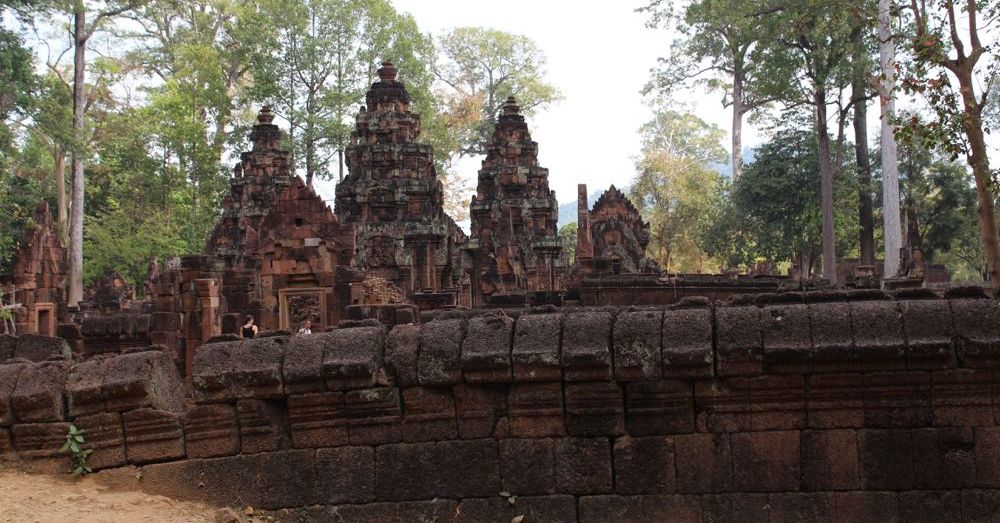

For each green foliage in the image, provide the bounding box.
[434,27,561,156]
[631,110,727,272]
[59,424,93,476]
[703,127,860,272]
[558,222,577,266]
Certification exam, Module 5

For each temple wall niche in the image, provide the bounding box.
[0,202,66,336]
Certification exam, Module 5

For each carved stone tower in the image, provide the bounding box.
[335,62,466,298]
[467,96,563,306]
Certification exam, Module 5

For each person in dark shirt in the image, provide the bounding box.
[241,315,258,338]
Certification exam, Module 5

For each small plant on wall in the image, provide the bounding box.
[59,424,93,475]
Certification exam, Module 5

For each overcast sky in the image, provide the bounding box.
[313,0,759,209]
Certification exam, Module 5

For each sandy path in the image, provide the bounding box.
[0,463,222,523]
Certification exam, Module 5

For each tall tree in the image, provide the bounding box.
[631,110,728,272]
[878,0,902,277]
[251,0,436,185]
[67,0,145,306]
[899,0,1000,284]
[849,8,876,267]
[765,0,862,284]
[434,27,560,156]
[639,0,784,179]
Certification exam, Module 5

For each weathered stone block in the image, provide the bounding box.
[315,446,374,504]
[453,384,507,439]
[898,491,963,523]
[715,304,763,377]
[140,459,205,502]
[499,438,555,495]
[236,399,289,454]
[417,318,463,385]
[508,382,565,437]
[564,381,623,436]
[806,373,865,429]
[256,449,319,509]
[11,360,70,422]
[65,357,111,417]
[0,363,26,426]
[962,489,1000,523]
[375,440,499,500]
[695,378,752,432]
[625,380,694,435]
[701,494,771,523]
[0,334,16,361]
[578,494,702,523]
[554,437,611,495]
[613,436,676,495]
[863,371,932,427]
[760,301,812,373]
[200,454,261,508]
[512,312,562,382]
[974,426,1000,487]
[401,386,456,442]
[385,324,419,387]
[345,387,401,445]
[74,412,126,470]
[0,427,10,455]
[809,300,854,371]
[458,495,576,523]
[13,334,70,362]
[396,500,460,522]
[674,432,733,493]
[900,299,955,369]
[749,374,806,430]
[103,350,185,412]
[731,430,800,492]
[287,391,346,449]
[768,493,836,523]
[184,404,239,458]
[281,331,327,394]
[858,429,914,489]
[951,298,1000,367]
[613,309,662,381]
[11,422,71,473]
[561,311,612,381]
[931,369,993,426]
[800,429,859,491]
[461,313,513,383]
[323,326,385,390]
[661,304,713,378]
[151,312,182,332]
[122,408,185,464]
[851,299,906,371]
[834,492,899,523]
[911,427,976,488]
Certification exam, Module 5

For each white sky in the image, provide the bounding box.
[313,0,758,209]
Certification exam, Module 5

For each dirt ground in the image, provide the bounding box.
[0,461,226,523]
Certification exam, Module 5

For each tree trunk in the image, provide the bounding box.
[852,55,875,266]
[69,1,86,307]
[338,149,344,181]
[731,68,744,180]
[54,142,67,243]
[878,0,902,278]
[815,87,838,284]
[955,67,1000,284]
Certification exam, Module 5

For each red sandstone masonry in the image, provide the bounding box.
[2,295,1000,521]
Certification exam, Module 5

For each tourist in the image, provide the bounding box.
[297,319,312,336]
[241,315,258,339]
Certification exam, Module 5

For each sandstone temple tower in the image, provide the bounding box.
[467,96,564,306]
[335,62,466,301]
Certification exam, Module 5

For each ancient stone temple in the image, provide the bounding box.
[0,202,66,335]
[467,97,564,306]
[575,184,658,278]
[335,62,467,305]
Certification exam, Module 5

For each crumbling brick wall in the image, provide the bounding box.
[3,287,1000,522]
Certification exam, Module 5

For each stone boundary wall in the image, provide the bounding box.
[2,288,1000,522]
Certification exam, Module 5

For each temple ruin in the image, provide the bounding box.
[467,96,564,307]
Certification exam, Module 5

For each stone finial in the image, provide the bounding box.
[502,96,520,115]
[378,62,398,82]
[258,105,275,124]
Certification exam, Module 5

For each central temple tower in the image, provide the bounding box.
[335,62,466,299]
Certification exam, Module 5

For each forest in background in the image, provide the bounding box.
[1,0,998,295]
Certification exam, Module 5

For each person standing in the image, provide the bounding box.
[242,315,258,339]
[297,319,313,336]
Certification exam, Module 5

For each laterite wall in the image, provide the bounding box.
[2,287,1000,522]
